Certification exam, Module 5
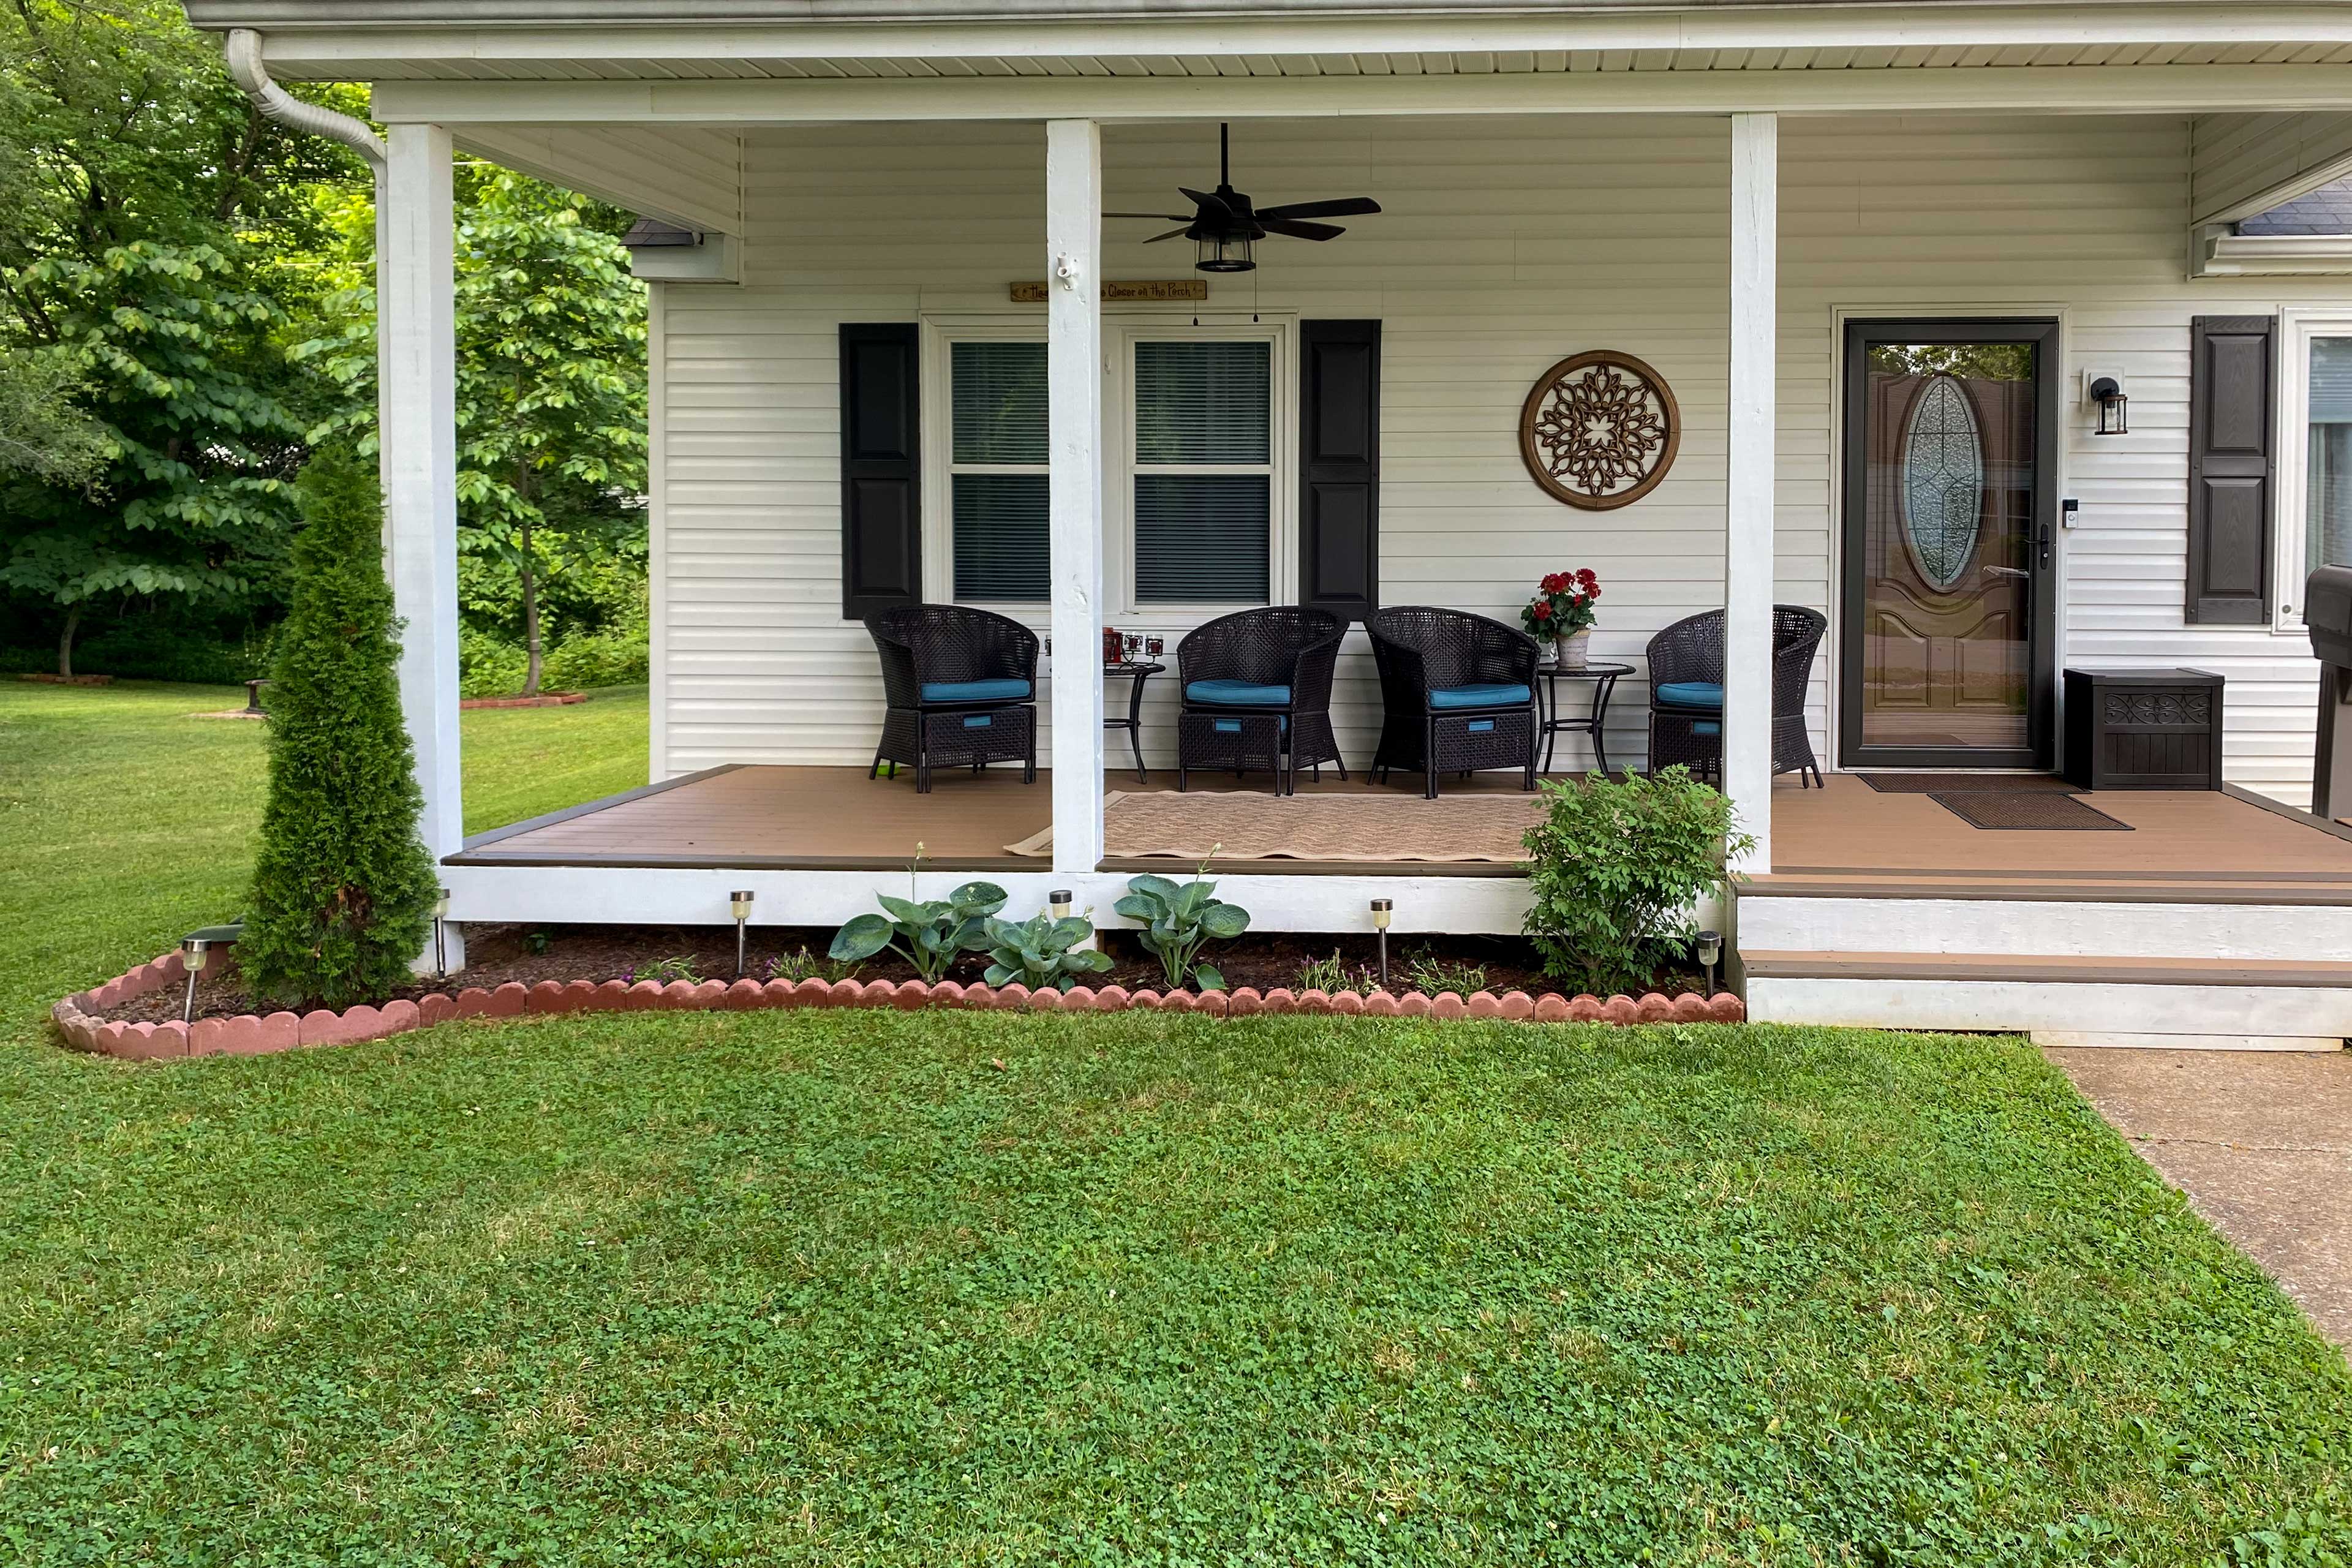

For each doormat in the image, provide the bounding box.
[1860,772,2079,794]
[1005,790,1545,862]
[1929,790,2132,831]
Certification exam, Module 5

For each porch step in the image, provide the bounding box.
[1740,949,2352,1044]
[1735,887,2352,963]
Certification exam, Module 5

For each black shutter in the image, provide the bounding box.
[2187,314,2276,625]
[1298,320,1380,620]
[840,323,921,620]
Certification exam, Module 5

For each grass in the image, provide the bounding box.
[3,679,2351,1562]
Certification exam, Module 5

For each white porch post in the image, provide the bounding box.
[1724,111,1777,874]
[1045,118,1106,877]
[380,123,466,952]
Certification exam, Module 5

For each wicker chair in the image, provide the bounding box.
[1365,606,1541,799]
[864,604,1039,793]
[1174,607,1348,794]
[1644,605,1828,787]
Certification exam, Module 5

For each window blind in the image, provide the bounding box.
[2313,337,2352,423]
[952,342,1047,464]
[952,473,1050,601]
[2313,340,2352,571]
[1136,475,1271,603]
[1136,342,1270,464]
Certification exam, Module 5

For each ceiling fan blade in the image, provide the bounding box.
[1105,213,1196,221]
[1254,196,1382,221]
[1259,217,1345,241]
[1178,186,1233,222]
[1143,226,1194,243]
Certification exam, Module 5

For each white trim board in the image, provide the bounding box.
[443,862,1534,935]
[249,10,2352,72]
[376,66,2352,127]
[1736,893,2352,961]
[1747,974,2352,1037]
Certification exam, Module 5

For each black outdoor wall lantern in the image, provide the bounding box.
[2089,374,2128,435]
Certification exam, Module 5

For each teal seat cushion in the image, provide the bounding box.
[1429,682,1530,710]
[1186,679,1291,707]
[1656,681,1725,711]
[922,677,1031,704]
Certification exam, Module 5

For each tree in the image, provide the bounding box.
[0,0,368,672]
[300,172,648,694]
[239,446,437,1009]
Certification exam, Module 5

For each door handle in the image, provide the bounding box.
[2035,524,2053,571]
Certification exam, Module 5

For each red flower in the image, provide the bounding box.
[1577,568,1599,588]
[1531,601,1552,620]
[1540,573,1566,593]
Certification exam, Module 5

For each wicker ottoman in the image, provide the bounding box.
[876,703,1035,793]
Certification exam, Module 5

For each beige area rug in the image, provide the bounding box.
[1005,790,1545,862]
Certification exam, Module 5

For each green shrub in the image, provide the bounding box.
[540,627,648,691]
[238,448,439,1009]
[458,630,529,699]
[1116,868,1249,992]
[1521,766,1752,997]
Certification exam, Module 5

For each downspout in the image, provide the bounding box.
[223,30,385,172]
[224,28,393,488]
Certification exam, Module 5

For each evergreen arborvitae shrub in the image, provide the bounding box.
[240,447,437,1009]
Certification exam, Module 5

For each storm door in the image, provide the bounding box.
[1839,319,2058,769]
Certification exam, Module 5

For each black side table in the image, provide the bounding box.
[1104,662,1164,783]
[1535,662,1635,776]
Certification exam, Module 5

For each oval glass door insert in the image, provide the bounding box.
[1898,374,1984,592]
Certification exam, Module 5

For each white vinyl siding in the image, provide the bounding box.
[650,111,2352,807]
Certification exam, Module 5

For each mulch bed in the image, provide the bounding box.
[104,924,1706,1027]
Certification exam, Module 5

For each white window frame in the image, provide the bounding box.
[919,313,1297,624]
[922,320,1049,608]
[2275,307,2352,632]
[1108,318,1298,624]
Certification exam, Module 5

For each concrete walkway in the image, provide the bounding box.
[2048,1047,2352,1349]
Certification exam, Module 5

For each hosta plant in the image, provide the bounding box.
[980,913,1114,992]
[830,850,1009,982]
[1117,869,1250,992]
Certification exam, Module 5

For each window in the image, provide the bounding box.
[2310,336,2352,579]
[929,322,1289,614]
[948,340,1047,601]
[1131,340,1273,605]
[2280,312,2352,625]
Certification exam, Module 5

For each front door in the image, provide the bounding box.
[1840,319,2059,770]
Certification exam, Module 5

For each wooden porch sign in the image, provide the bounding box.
[1009,279,1206,303]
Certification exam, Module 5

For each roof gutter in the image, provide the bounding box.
[224,28,386,172]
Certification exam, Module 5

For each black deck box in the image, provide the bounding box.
[2062,666,2224,790]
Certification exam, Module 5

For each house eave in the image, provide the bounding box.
[2193,226,2352,275]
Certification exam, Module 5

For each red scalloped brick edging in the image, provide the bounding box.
[50,951,1744,1061]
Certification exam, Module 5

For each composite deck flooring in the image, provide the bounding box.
[451,764,2352,893]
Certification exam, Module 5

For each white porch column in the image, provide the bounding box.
[1724,111,1777,874]
[1045,118,1106,876]
[380,124,466,938]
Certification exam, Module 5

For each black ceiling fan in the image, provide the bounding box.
[1106,123,1380,273]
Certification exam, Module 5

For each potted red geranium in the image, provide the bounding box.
[1521,568,1601,668]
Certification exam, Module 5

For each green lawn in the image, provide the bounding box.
[3,680,2351,1563]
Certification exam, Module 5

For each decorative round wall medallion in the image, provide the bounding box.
[1518,350,1681,511]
